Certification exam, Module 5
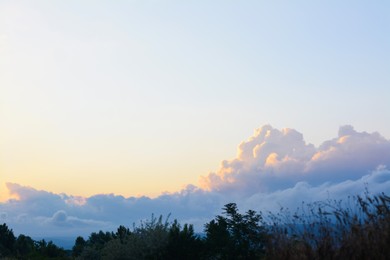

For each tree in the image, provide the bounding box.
[164,220,203,259]
[204,203,267,259]
[100,215,170,259]
[15,234,35,257]
[35,239,67,258]
[116,225,131,243]
[88,230,114,249]
[0,223,16,257]
[72,236,86,257]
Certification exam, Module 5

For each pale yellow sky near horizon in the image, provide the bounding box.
[1,1,389,201]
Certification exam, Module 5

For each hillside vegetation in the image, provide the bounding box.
[1,192,389,259]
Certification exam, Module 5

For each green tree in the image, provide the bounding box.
[100,215,170,259]
[88,231,114,249]
[204,203,267,259]
[0,223,16,257]
[116,225,131,243]
[78,231,114,259]
[72,236,86,257]
[164,220,203,259]
[15,234,35,257]
[35,239,67,258]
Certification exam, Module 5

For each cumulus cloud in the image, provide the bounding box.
[0,125,389,241]
[200,125,390,194]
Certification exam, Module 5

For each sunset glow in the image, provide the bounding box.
[1,0,389,243]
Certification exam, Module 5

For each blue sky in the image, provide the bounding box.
[1,0,390,241]
[1,0,389,198]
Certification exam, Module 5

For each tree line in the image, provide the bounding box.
[1,192,390,259]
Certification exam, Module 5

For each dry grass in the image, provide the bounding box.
[265,192,390,259]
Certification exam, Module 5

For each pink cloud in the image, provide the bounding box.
[1,125,389,240]
[200,125,390,193]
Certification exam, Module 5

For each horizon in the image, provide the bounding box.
[1,124,389,200]
[1,124,390,241]
[1,0,390,242]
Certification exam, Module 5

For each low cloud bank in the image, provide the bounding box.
[1,125,389,238]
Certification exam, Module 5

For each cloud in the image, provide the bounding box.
[242,165,390,213]
[0,125,389,240]
[0,183,221,237]
[200,125,390,194]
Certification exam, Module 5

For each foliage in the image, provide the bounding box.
[0,223,15,257]
[72,236,86,257]
[72,214,204,259]
[2,192,390,259]
[164,220,203,259]
[84,205,265,259]
[100,214,170,259]
[266,192,390,259]
[0,223,67,259]
[204,203,267,259]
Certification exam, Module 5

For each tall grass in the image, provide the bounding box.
[265,192,390,259]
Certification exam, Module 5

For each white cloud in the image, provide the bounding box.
[243,165,390,214]
[0,125,389,240]
[200,125,390,193]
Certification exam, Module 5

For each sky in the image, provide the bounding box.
[1,0,390,242]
